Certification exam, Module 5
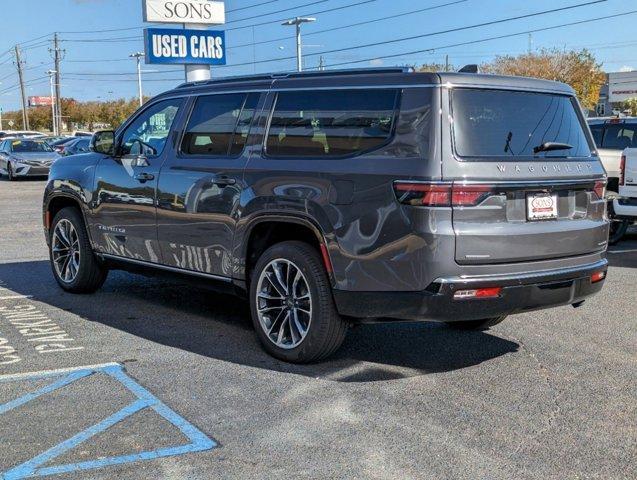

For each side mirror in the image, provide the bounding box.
[91,130,115,155]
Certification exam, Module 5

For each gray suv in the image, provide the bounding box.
[43,68,609,363]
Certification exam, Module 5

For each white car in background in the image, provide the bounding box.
[587,117,637,243]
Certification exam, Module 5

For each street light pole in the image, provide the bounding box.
[129,52,145,107]
[46,70,58,135]
[281,17,316,72]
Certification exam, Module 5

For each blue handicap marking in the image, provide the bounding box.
[0,363,217,479]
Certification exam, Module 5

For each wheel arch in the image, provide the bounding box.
[44,193,92,245]
[240,214,333,288]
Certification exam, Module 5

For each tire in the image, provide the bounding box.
[49,207,108,293]
[446,316,508,331]
[249,240,347,363]
[7,162,15,181]
[607,192,629,245]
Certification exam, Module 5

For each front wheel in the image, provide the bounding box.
[250,241,347,363]
[7,162,15,181]
[446,316,508,331]
[49,207,108,293]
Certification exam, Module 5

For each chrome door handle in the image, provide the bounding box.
[134,172,155,183]
[212,176,236,186]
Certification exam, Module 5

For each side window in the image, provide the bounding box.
[266,89,398,158]
[589,124,604,148]
[120,98,183,157]
[182,92,259,156]
[602,123,637,150]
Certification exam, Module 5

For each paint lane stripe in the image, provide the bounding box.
[104,364,217,449]
[3,399,150,480]
[0,295,33,301]
[608,248,637,254]
[0,363,120,383]
[0,370,93,415]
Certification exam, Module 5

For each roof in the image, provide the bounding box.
[159,67,575,96]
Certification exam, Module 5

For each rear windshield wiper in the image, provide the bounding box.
[532,142,573,154]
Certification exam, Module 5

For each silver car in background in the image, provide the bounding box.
[0,138,61,180]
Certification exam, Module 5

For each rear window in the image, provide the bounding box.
[452,89,592,159]
[266,89,398,158]
[600,123,637,150]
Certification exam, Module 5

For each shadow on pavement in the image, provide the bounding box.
[0,260,519,382]
[607,226,637,268]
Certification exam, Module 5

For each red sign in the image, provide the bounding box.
[28,96,54,107]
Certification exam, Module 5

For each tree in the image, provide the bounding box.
[482,48,605,111]
[620,98,637,116]
[416,62,455,73]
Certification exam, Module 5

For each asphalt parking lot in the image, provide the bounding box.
[0,178,635,480]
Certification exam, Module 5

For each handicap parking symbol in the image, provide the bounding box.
[0,363,217,478]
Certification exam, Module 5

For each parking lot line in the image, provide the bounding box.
[0,363,217,479]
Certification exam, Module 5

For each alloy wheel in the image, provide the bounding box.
[255,258,312,349]
[52,219,81,283]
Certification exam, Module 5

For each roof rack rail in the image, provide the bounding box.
[176,67,414,89]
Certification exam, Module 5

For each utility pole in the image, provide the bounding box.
[52,33,63,134]
[318,56,325,71]
[282,17,316,72]
[528,33,533,54]
[47,70,58,135]
[14,45,29,130]
[129,52,144,107]
[445,54,449,72]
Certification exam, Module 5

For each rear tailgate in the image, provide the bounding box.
[444,87,608,265]
[620,147,637,197]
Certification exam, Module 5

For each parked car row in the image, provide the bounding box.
[0,133,94,180]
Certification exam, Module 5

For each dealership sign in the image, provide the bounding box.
[145,27,225,65]
[608,71,637,103]
[28,96,54,107]
[142,0,225,24]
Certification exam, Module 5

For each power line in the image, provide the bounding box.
[64,69,182,76]
[218,0,607,69]
[227,0,329,24]
[227,0,467,51]
[227,0,279,13]
[317,8,637,69]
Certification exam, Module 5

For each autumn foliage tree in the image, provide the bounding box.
[481,48,605,111]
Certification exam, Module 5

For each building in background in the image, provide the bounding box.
[595,71,637,116]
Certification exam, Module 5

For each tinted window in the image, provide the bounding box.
[120,98,182,157]
[10,139,53,153]
[182,93,258,156]
[266,89,398,158]
[589,123,604,147]
[601,123,637,150]
[452,89,591,159]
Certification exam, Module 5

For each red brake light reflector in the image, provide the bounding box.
[591,271,606,283]
[453,287,502,300]
[620,155,626,186]
[593,180,606,200]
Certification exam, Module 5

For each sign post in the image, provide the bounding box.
[142,0,225,83]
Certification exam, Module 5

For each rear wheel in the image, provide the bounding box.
[446,316,507,331]
[49,207,108,293]
[607,192,629,245]
[250,241,347,363]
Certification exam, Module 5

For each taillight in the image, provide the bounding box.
[591,271,606,283]
[620,154,626,186]
[393,182,495,207]
[393,183,451,207]
[593,180,606,200]
[451,184,495,206]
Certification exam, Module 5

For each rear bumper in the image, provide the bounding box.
[613,197,637,219]
[333,259,608,321]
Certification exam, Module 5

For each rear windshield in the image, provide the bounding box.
[10,140,53,153]
[452,89,592,160]
[589,122,637,150]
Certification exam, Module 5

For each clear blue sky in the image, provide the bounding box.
[0,0,635,111]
